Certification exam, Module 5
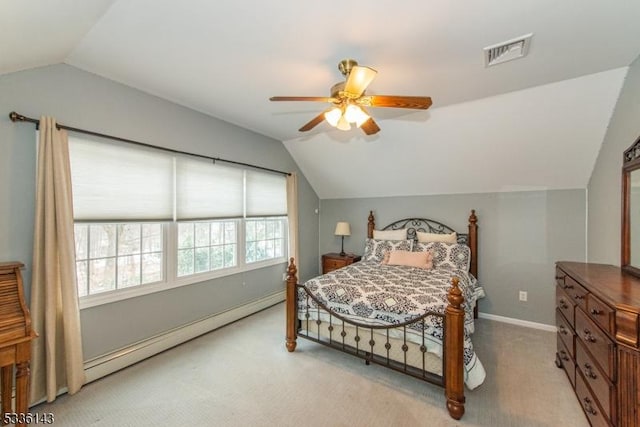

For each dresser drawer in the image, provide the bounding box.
[616,309,640,347]
[557,334,575,387]
[555,267,567,287]
[576,339,615,423]
[556,286,575,327]
[323,258,348,271]
[322,254,361,274]
[557,309,575,359]
[564,275,588,312]
[586,294,615,338]
[576,309,616,381]
[576,371,611,427]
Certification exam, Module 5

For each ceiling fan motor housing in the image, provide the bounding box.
[338,59,358,77]
[330,81,346,99]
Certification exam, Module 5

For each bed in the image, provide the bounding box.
[285,210,485,420]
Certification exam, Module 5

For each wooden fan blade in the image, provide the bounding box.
[358,95,432,110]
[299,112,327,132]
[270,96,336,102]
[360,117,381,135]
[344,66,377,98]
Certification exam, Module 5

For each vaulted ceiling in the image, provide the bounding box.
[2,1,640,198]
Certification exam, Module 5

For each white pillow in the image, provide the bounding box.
[416,231,457,244]
[373,228,407,241]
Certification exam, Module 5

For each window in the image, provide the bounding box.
[74,223,164,297]
[245,218,287,264]
[68,135,289,306]
[177,220,238,276]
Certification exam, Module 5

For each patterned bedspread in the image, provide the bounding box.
[298,261,486,389]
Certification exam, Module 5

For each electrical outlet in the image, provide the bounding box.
[519,291,528,302]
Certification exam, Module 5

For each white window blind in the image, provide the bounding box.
[176,157,244,220]
[245,170,287,217]
[69,136,174,221]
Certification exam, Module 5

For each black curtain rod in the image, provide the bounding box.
[8,111,291,177]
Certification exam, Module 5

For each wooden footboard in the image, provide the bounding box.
[284,257,466,420]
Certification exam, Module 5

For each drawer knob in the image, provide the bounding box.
[583,329,597,343]
[560,350,569,362]
[559,300,569,310]
[590,308,602,316]
[583,363,598,380]
[559,325,568,335]
[582,397,598,416]
[574,294,584,300]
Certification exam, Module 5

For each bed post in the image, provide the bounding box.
[285,257,298,352]
[468,210,478,278]
[444,277,465,420]
[468,210,479,318]
[367,210,375,238]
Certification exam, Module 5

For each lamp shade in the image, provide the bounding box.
[344,104,370,127]
[324,107,342,127]
[334,222,351,236]
[336,115,351,131]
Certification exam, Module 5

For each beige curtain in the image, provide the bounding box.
[30,117,85,403]
[286,172,299,277]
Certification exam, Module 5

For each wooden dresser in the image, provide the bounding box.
[0,262,36,426]
[321,253,361,274]
[555,261,640,427]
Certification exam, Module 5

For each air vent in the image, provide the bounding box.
[484,33,533,67]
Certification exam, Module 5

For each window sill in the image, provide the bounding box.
[79,257,288,309]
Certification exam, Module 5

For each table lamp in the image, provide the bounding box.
[334,222,351,256]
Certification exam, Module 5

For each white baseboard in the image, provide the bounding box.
[478,312,557,332]
[84,291,285,383]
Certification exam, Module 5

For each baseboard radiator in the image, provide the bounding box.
[84,291,285,383]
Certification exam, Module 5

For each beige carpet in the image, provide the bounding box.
[33,303,588,426]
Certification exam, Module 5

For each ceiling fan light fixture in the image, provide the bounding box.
[324,107,342,127]
[344,104,370,127]
[269,58,433,135]
[336,115,351,131]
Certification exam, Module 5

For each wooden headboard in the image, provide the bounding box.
[367,210,478,279]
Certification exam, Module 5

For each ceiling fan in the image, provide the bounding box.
[270,59,432,135]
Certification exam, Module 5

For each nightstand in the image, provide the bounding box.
[321,253,361,274]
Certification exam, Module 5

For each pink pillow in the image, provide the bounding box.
[382,250,433,269]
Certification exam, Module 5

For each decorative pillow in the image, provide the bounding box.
[416,231,457,244]
[373,228,407,241]
[382,250,433,269]
[413,242,470,270]
[363,238,413,263]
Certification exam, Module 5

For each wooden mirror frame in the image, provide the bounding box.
[622,135,640,277]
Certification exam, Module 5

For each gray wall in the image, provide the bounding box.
[0,64,320,359]
[4,56,631,355]
[320,189,586,326]
[588,57,640,264]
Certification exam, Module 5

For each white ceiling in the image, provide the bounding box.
[2,1,640,198]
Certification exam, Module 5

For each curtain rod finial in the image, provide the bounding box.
[9,112,24,122]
